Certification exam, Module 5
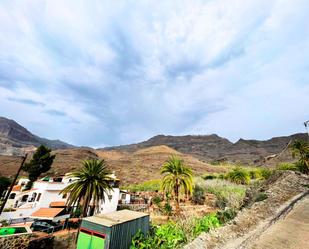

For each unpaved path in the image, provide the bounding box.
[248,196,309,249]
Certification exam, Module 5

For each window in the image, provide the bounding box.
[36,193,42,202]
[9,193,16,199]
[29,193,37,202]
[108,195,113,201]
[21,195,28,202]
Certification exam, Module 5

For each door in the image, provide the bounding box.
[91,234,105,249]
[77,228,106,249]
[77,231,92,249]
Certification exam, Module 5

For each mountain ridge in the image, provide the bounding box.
[0,116,308,165]
[103,133,308,164]
[0,116,74,155]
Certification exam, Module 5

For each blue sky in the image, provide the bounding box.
[0,0,308,147]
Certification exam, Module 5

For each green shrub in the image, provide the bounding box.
[295,161,309,174]
[202,179,246,209]
[152,196,163,206]
[249,169,262,179]
[131,214,221,248]
[191,184,205,205]
[277,163,298,171]
[131,223,186,249]
[259,168,272,179]
[193,214,220,236]
[242,181,268,207]
[126,179,161,192]
[162,202,173,216]
[254,192,268,202]
[226,167,250,185]
[202,174,217,180]
[216,209,237,224]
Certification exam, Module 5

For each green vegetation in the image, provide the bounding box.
[131,214,221,249]
[191,184,205,205]
[23,145,55,190]
[216,208,237,224]
[192,215,220,236]
[0,176,11,197]
[203,167,272,184]
[225,167,250,185]
[277,162,298,171]
[125,179,161,192]
[275,140,309,175]
[290,140,309,174]
[161,155,193,212]
[202,179,246,209]
[61,159,113,217]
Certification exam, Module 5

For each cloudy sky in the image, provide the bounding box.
[0,0,308,147]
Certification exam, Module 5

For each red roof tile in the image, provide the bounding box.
[31,208,64,218]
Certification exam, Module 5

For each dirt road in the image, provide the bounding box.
[249,196,309,249]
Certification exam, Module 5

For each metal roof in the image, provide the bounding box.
[83,210,149,227]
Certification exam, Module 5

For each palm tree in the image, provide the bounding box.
[160,155,193,212]
[60,159,113,217]
[290,140,309,174]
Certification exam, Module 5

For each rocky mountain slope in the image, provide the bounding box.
[0,117,74,155]
[104,133,308,164]
[0,146,227,185]
[0,117,308,184]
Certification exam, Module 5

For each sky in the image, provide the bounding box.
[0,0,309,147]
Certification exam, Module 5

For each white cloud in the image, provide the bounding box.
[0,0,308,146]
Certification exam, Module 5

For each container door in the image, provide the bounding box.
[77,230,92,249]
[77,228,106,249]
[91,233,105,249]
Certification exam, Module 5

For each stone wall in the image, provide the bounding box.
[28,236,54,249]
[53,231,77,249]
[0,234,31,249]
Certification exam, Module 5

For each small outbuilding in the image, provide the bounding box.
[77,210,149,249]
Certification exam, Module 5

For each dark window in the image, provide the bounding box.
[9,193,16,199]
[36,193,42,202]
[21,195,28,202]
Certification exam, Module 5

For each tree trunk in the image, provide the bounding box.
[82,195,90,217]
[175,179,180,214]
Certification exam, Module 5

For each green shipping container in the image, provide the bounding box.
[76,210,149,249]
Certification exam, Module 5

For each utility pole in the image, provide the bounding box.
[0,154,27,215]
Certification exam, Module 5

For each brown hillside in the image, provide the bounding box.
[96,145,227,185]
[0,146,226,185]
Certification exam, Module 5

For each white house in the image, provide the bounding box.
[1,173,124,222]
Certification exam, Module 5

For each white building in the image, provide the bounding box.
[1,173,124,222]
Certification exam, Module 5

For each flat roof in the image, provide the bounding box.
[83,210,149,227]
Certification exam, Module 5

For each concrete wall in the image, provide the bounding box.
[99,188,120,214]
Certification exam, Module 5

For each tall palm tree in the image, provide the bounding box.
[61,159,113,217]
[160,155,193,212]
[290,140,309,174]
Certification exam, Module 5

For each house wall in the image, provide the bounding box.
[99,188,120,214]
[1,208,38,220]
[37,190,66,208]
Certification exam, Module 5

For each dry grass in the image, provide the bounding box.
[0,146,227,185]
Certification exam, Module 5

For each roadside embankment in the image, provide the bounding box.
[185,171,309,249]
